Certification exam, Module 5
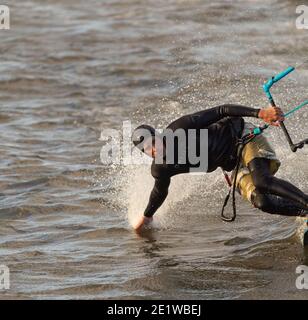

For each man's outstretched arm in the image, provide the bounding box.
[134,177,171,232]
[193,104,284,128]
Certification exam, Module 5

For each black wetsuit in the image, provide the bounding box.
[249,158,308,216]
[143,105,308,217]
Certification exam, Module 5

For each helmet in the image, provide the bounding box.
[132,124,156,152]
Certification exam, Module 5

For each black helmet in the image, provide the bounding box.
[132,124,156,152]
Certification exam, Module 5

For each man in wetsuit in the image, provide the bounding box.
[132,104,308,232]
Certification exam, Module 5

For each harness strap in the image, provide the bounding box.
[220,133,257,222]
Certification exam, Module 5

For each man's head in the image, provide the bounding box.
[132,124,164,158]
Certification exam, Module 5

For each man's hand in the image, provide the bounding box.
[134,216,153,233]
[258,106,285,126]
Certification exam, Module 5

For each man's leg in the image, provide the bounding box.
[251,190,307,217]
[248,158,308,209]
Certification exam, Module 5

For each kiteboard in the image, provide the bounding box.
[304,219,308,247]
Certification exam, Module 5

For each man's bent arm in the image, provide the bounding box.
[193,104,260,128]
[144,178,171,217]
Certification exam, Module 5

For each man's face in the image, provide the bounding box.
[143,137,164,159]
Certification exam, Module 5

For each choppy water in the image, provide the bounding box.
[0,0,308,299]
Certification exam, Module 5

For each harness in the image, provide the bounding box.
[220,125,268,222]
